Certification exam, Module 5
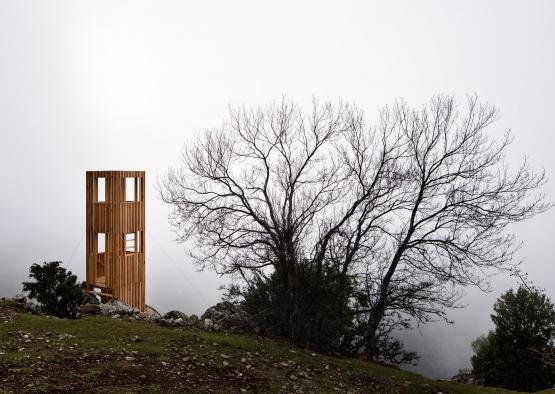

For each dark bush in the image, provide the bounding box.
[22,261,83,318]
[242,265,354,352]
[471,287,555,392]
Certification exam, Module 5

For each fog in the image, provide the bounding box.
[1,0,554,380]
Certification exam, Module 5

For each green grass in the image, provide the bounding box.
[0,300,552,393]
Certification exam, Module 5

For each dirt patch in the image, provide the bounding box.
[0,306,18,323]
[0,344,269,393]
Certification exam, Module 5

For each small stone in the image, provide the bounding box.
[125,356,135,361]
[223,361,229,366]
[131,335,142,342]
[289,374,298,381]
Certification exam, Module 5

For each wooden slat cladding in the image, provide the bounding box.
[85,171,146,311]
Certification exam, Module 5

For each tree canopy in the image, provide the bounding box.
[22,261,83,318]
[472,286,555,391]
[161,96,549,360]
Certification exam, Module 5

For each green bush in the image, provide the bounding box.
[471,287,555,392]
[22,261,83,318]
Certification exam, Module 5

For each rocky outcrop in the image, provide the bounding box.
[163,310,188,320]
[95,299,160,321]
[144,305,162,321]
[77,304,101,315]
[11,293,257,334]
[100,299,138,316]
[200,302,257,332]
[14,294,41,314]
[451,369,477,384]
[79,290,100,305]
[150,302,257,333]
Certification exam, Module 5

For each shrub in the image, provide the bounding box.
[22,261,83,318]
[471,287,555,392]
[242,265,354,352]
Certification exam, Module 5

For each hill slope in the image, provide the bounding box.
[0,300,548,393]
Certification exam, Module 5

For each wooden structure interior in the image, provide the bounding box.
[86,171,145,311]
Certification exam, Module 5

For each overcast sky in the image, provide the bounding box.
[1,0,554,379]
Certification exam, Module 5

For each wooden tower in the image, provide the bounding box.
[85,171,145,311]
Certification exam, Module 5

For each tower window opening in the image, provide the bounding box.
[125,177,136,201]
[125,232,136,253]
[97,233,105,253]
[97,177,106,202]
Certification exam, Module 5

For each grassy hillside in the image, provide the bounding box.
[0,300,550,393]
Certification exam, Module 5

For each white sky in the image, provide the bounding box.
[1,0,554,379]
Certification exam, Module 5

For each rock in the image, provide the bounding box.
[100,299,138,317]
[451,368,476,384]
[58,334,76,340]
[200,302,256,332]
[154,317,189,327]
[14,294,26,303]
[17,296,41,314]
[188,314,199,326]
[144,305,162,321]
[154,318,171,327]
[202,318,214,330]
[131,335,142,343]
[163,310,188,320]
[77,304,101,315]
[79,290,100,305]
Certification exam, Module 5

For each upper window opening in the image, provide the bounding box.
[125,178,136,202]
[97,177,106,202]
[97,233,105,253]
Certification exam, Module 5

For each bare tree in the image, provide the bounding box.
[160,99,399,278]
[341,96,550,355]
[160,95,549,358]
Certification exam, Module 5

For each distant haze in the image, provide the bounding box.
[1,1,554,380]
